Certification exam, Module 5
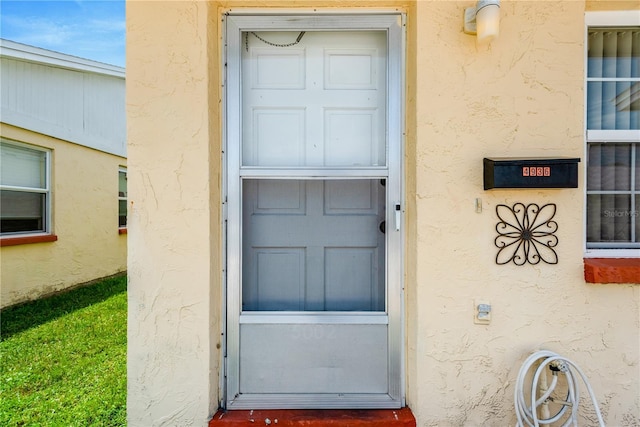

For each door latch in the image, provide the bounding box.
[395,204,401,231]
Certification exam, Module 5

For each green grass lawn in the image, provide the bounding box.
[0,275,127,426]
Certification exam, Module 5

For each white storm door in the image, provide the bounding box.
[225,14,404,409]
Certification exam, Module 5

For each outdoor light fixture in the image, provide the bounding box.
[464,0,501,43]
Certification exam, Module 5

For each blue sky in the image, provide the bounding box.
[1,0,125,67]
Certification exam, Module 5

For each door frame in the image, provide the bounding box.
[222,10,406,409]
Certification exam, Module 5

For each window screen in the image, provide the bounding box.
[586,28,640,248]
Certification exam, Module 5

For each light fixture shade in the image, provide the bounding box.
[475,0,500,43]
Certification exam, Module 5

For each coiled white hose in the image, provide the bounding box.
[514,350,606,427]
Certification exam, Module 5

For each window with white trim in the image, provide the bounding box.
[0,140,51,235]
[586,13,640,251]
[118,167,127,228]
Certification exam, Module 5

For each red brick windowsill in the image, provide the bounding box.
[210,408,416,427]
[0,234,58,247]
[118,228,127,235]
[584,258,640,284]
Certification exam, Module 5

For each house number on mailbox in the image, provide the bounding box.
[522,166,550,177]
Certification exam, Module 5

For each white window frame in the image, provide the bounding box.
[118,166,127,229]
[584,11,640,258]
[0,139,52,237]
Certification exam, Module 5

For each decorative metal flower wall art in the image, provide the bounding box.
[494,203,558,265]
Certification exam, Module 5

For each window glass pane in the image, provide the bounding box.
[586,81,603,130]
[587,31,604,78]
[0,190,45,233]
[636,197,640,241]
[242,179,385,311]
[588,29,640,79]
[587,81,639,130]
[119,200,127,227]
[587,29,640,131]
[587,143,631,191]
[0,143,46,188]
[118,170,127,197]
[587,194,631,243]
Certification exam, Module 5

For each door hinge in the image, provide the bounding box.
[224,356,228,378]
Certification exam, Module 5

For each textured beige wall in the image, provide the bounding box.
[0,124,127,307]
[126,1,220,425]
[586,0,640,12]
[126,0,639,425]
[410,1,638,425]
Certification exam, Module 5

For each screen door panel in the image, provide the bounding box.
[242,179,385,312]
[226,14,404,409]
[242,31,387,168]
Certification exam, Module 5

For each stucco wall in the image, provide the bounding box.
[0,124,127,307]
[126,1,639,426]
[410,1,639,426]
[126,1,220,425]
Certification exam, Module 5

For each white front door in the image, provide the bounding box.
[225,13,404,409]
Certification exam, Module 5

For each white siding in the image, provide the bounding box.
[0,41,125,157]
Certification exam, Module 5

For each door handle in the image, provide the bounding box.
[394,204,401,231]
[379,220,385,234]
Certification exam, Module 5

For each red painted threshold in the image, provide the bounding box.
[209,408,416,427]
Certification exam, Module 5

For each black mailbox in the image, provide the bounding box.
[483,157,580,190]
